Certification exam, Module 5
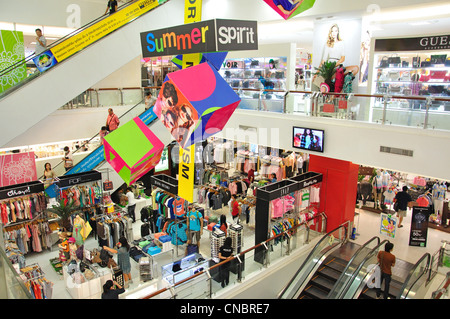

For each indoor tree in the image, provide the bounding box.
[47,199,79,232]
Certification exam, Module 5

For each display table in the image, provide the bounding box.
[161,253,208,286]
[63,262,112,299]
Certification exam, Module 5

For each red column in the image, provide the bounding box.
[309,155,359,232]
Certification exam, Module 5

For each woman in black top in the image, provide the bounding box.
[101,280,125,299]
[105,0,118,15]
[219,237,233,288]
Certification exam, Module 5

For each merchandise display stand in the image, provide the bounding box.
[254,172,323,264]
[229,223,244,274]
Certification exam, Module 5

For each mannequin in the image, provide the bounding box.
[372,171,383,209]
[432,181,445,222]
[343,71,355,93]
[334,64,345,93]
[73,214,86,247]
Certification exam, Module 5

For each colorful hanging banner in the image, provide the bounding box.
[0,152,37,187]
[0,30,27,94]
[263,0,316,20]
[177,0,202,203]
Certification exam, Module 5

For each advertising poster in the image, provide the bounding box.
[50,0,168,63]
[0,152,37,187]
[409,206,430,247]
[311,19,362,91]
[0,30,27,94]
[380,213,397,239]
[33,50,58,73]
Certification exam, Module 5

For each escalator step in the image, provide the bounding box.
[324,258,348,273]
[301,285,329,299]
[310,275,336,292]
[317,266,341,281]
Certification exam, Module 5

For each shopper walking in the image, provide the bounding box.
[126,187,136,223]
[43,163,57,188]
[230,195,241,224]
[101,280,125,299]
[376,242,396,299]
[218,237,233,288]
[106,108,120,132]
[105,0,118,15]
[394,186,412,228]
[34,28,47,55]
[62,146,74,172]
[103,237,132,287]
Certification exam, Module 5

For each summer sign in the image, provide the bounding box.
[140,19,258,57]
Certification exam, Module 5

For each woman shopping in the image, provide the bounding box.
[103,237,132,287]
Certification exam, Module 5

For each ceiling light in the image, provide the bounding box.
[409,21,431,26]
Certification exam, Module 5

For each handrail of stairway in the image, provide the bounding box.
[336,239,389,299]
[277,222,350,299]
[141,212,327,299]
[397,252,431,299]
[327,236,381,299]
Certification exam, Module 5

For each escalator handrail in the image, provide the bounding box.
[338,239,390,299]
[37,95,159,180]
[396,252,431,299]
[278,223,349,299]
[0,0,138,77]
[327,236,381,299]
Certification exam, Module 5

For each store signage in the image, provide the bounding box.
[375,35,450,52]
[257,180,298,201]
[0,181,44,200]
[223,59,245,69]
[289,172,323,190]
[150,174,178,194]
[299,175,323,190]
[140,19,258,58]
[57,171,102,188]
[409,206,430,247]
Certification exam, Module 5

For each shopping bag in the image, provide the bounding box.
[323,103,335,113]
[103,180,113,191]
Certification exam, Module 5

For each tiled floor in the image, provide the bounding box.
[22,203,450,299]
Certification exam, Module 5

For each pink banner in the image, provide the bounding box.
[0,152,37,187]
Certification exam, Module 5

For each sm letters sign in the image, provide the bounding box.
[140,19,258,58]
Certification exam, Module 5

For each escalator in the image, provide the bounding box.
[0,0,174,147]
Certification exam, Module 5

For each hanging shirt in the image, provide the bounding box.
[187,210,202,231]
[173,197,186,218]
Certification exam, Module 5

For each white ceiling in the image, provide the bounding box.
[12,0,450,57]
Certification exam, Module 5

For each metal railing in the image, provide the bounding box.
[141,212,328,299]
[397,253,431,299]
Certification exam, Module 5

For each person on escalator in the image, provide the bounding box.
[106,108,120,132]
[105,0,118,15]
[376,242,396,299]
[145,92,156,110]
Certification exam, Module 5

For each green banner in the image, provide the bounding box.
[0,30,27,93]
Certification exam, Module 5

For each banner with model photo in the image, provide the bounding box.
[311,19,362,92]
[409,206,430,247]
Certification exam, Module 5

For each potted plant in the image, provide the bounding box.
[47,199,79,232]
[314,60,337,90]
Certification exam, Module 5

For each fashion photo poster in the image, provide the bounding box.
[312,19,362,90]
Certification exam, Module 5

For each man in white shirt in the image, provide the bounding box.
[126,187,137,223]
[62,146,73,172]
[34,28,47,55]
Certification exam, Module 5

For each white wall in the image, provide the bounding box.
[219,110,450,181]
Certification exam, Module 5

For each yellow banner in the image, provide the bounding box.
[178,145,195,203]
[177,0,202,203]
[184,0,202,23]
[51,0,165,62]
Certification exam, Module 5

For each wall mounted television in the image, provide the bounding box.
[292,126,324,153]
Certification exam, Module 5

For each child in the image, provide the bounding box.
[99,126,108,144]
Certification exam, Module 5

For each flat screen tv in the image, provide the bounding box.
[292,126,324,153]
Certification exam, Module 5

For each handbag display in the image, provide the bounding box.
[379,56,389,68]
[402,88,412,96]
[400,71,411,82]
[388,71,400,81]
[421,58,431,67]
[387,54,401,65]
[430,71,447,80]
[419,74,430,82]
[430,54,447,65]
[412,56,421,68]
[322,103,335,113]
[103,180,113,191]
[338,99,348,109]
